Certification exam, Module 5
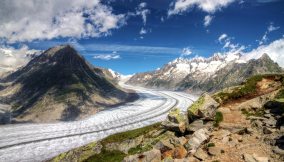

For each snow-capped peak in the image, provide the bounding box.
[159,52,244,81]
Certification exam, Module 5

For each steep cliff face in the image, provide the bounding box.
[0,45,130,123]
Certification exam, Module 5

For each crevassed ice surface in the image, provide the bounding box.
[0,84,198,162]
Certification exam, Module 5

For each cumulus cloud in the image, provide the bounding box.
[242,38,284,67]
[181,47,193,57]
[204,15,214,27]
[0,45,40,71]
[0,0,126,43]
[258,22,280,45]
[93,52,121,60]
[168,0,235,15]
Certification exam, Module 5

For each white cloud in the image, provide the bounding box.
[242,38,284,67]
[83,43,181,55]
[204,15,214,27]
[0,45,40,71]
[93,52,121,60]
[136,2,150,25]
[268,23,280,32]
[140,28,147,35]
[139,2,147,8]
[0,0,126,43]
[217,33,246,53]
[181,47,193,57]
[258,22,280,45]
[168,0,235,15]
[218,33,228,42]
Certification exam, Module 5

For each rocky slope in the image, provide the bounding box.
[0,45,132,123]
[50,74,284,162]
[127,53,283,93]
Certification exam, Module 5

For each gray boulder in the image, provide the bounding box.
[188,93,219,120]
[162,108,188,133]
[184,128,209,153]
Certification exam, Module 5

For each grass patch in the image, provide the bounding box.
[213,111,223,127]
[101,123,161,145]
[50,142,98,162]
[213,74,284,105]
[241,108,264,117]
[128,144,153,155]
[188,96,205,114]
[84,149,126,162]
[275,89,284,99]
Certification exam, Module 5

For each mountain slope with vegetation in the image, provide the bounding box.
[0,45,133,123]
[50,74,284,162]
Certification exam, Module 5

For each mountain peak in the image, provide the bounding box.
[43,44,77,58]
[259,53,271,60]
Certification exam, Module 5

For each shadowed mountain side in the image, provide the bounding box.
[0,45,134,123]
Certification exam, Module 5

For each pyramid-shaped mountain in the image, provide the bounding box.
[0,45,131,123]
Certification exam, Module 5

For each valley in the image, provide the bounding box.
[0,84,197,162]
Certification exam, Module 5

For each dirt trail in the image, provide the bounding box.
[202,78,282,162]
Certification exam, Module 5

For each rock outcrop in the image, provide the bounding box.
[162,108,188,133]
[188,93,219,120]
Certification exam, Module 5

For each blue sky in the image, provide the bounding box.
[1,0,284,74]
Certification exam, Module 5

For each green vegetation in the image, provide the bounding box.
[207,143,215,148]
[128,144,152,155]
[275,89,284,102]
[51,142,98,162]
[213,111,223,127]
[50,123,161,162]
[84,149,125,162]
[241,108,264,117]
[102,123,161,145]
[188,96,205,113]
[213,74,284,105]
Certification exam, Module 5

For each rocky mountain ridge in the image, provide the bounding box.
[127,53,283,93]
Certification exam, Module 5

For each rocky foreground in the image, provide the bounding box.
[49,74,284,162]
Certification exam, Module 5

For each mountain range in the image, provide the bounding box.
[127,53,283,93]
[0,45,133,123]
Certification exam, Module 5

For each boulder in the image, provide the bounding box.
[172,146,187,159]
[194,148,208,160]
[243,153,269,162]
[273,146,284,156]
[123,148,161,162]
[243,153,257,162]
[187,119,204,132]
[162,108,188,133]
[184,128,209,153]
[188,93,219,120]
[154,138,175,152]
[208,147,221,156]
[173,158,195,162]
[263,127,273,134]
